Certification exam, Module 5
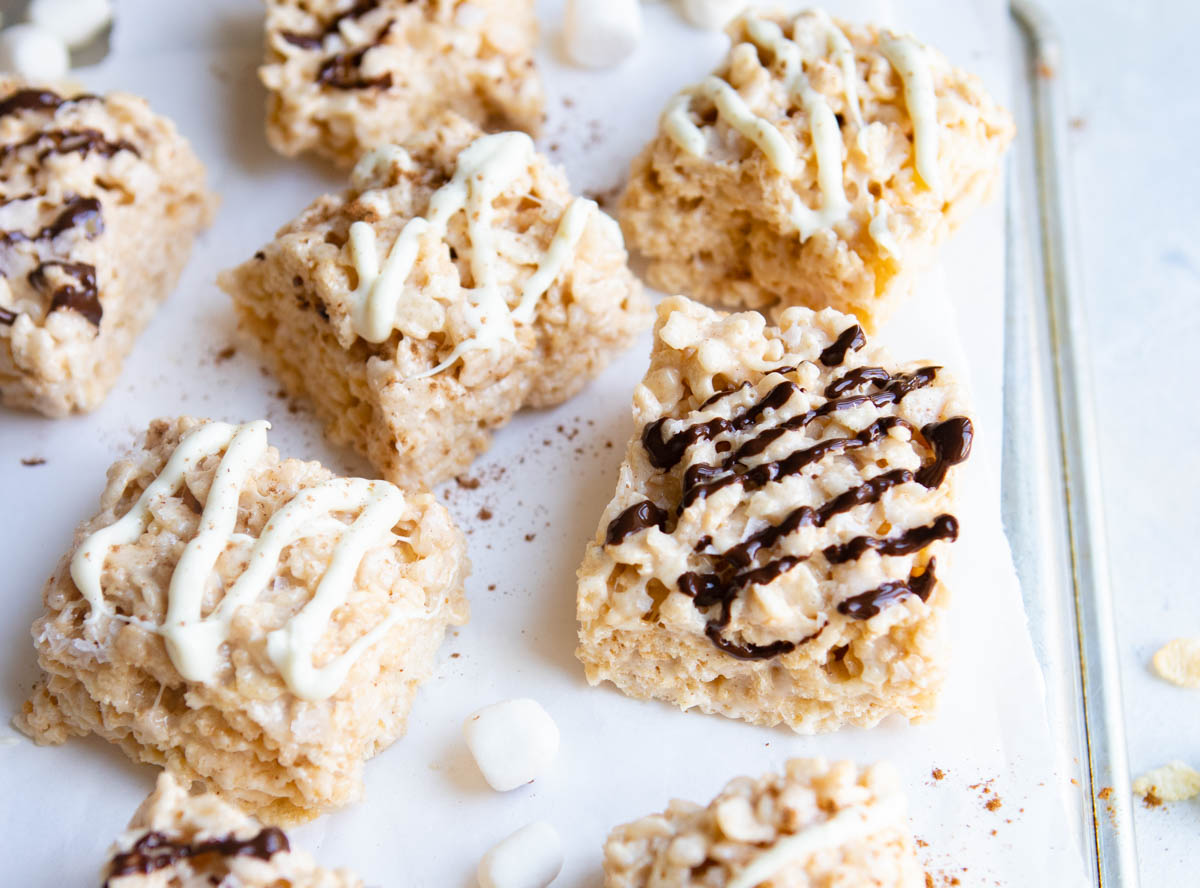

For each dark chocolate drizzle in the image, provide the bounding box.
[606,500,668,545]
[836,559,939,619]
[0,88,97,119]
[0,195,104,247]
[823,514,958,564]
[316,44,394,89]
[104,828,289,885]
[281,0,382,49]
[29,260,101,326]
[819,324,865,366]
[0,306,15,325]
[915,417,974,489]
[0,128,140,162]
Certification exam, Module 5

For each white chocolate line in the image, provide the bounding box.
[879,32,941,192]
[726,794,907,888]
[868,199,901,257]
[72,421,421,701]
[345,133,595,377]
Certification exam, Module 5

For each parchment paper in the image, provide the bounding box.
[0,2,1089,885]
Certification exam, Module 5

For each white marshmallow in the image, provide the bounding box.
[0,24,69,80]
[563,0,642,69]
[477,822,564,888]
[463,698,559,792]
[27,0,113,49]
[677,0,746,30]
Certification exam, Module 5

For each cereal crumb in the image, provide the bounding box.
[1151,637,1200,688]
[1133,761,1200,804]
[985,797,1002,812]
[456,476,481,490]
[1097,787,1113,800]
[931,768,945,781]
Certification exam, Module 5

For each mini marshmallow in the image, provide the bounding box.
[677,0,747,30]
[464,697,559,792]
[0,24,69,80]
[27,0,113,49]
[478,821,564,888]
[563,0,642,69]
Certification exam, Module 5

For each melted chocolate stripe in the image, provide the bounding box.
[823,514,958,564]
[0,195,104,247]
[914,417,973,488]
[0,88,98,119]
[0,307,15,325]
[29,261,101,326]
[836,558,938,620]
[0,128,140,162]
[819,324,865,366]
[825,365,890,398]
[282,0,383,48]
[105,828,289,885]
[605,500,668,545]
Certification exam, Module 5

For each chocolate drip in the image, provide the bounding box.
[281,0,383,49]
[724,469,913,570]
[823,514,958,564]
[0,195,103,248]
[824,365,890,398]
[679,556,823,660]
[605,500,668,545]
[0,306,15,325]
[914,417,973,488]
[30,260,101,326]
[317,45,394,89]
[105,827,289,885]
[836,558,938,619]
[0,88,96,119]
[699,381,751,409]
[1,128,140,162]
[819,324,865,366]
[681,416,908,510]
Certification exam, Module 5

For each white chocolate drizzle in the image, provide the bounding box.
[726,793,907,888]
[879,32,941,192]
[660,10,943,243]
[344,133,596,378]
[71,421,424,702]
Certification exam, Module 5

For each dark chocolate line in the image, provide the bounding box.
[915,417,974,489]
[281,0,383,49]
[819,324,865,366]
[105,828,289,885]
[605,500,668,545]
[0,128,140,162]
[836,558,938,620]
[29,260,101,326]
[0,88,98,119]
[0,195,104,247]
[823,514,958,564]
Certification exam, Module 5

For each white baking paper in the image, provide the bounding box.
[0,2,1089,885]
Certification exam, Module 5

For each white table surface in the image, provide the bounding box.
[1041,0,1200,882]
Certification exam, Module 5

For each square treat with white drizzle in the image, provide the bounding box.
[603,758,924,888]
[260,0,544,168]
[16,416,469,824]
[104,773,363,888]
[0,79,215,416]
[576,296,972,733]
[619,8,1014,330]
[220,112,648,490]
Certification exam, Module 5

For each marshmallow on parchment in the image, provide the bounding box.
[464,698,560,792]
[28,0,113,49]
[677,0,746,30]
[0,24,69,80]
[478,822,564,888]
[563,0,642,69]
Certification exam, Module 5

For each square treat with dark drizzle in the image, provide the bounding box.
[104,773,362,888]
[619,9,1013,330]
[577,296,972,733]
[220,113,648,489]
[16,416,469,823]
[0,80,215,416]
[603,758,925,888]
[260,0,544,167]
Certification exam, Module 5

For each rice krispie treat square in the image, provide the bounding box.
[604,758,924,888]
[260,0,543,168]
[104,773,362,888]
[221,113,648,489]
[576,296,973,733]
[620,9,1014,330]
[0,80,215,416]
[16,416,469,823]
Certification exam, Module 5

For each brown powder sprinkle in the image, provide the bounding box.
[456,475,480,489]
[215,346,236,363]
[524,533,536,542]
[931,768,945,781]
[20,457,46,466]
[1097,787,1113,801]
[1143,790,1163,809]
[985,797,1002,812]
[477,508,493,521]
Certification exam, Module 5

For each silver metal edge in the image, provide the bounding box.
[1009,3,1139,885]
